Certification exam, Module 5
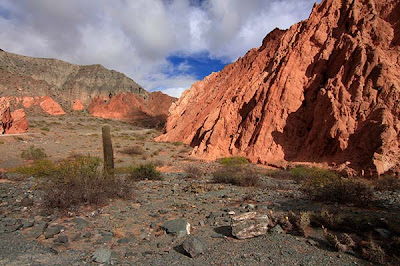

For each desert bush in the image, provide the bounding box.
[11,159,55,178]
[374,175,400,192]
[21,145,47,161]
[184,165,204,179]
[130,163,162,180]
[218,156,249,167]
[269,166,337,183]
[301,175,374,206]
[40,156,134,210]
[362,240,385,264]
[172,141,184,146]
[212,166,260,187]
[120,145,144,156]
[323,227,348,252]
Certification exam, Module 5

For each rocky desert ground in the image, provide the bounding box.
[0,112,399,265]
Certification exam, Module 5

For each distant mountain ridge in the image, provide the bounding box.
[0,49,176,129]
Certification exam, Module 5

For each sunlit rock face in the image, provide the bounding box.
[157,0,400,176]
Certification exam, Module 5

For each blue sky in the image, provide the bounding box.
[0,0,318,97]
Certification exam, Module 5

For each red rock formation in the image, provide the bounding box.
[1,107,28,134]
[39,96,66,115]
[7,109,28,134]
[89,92,152,120]
[72,99,85,111]
[157,0,400,176]
[89,91,176,127]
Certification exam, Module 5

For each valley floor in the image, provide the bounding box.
[0,114,399,265]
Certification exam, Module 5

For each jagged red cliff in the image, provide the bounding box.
[157,0,400,176]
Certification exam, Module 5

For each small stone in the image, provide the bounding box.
[22,220,34,229]
[231,212,269,239]
[161,218,190,238]
[374,228,391,239]
[72,233,82,241]
[73,217,89,229]
[307,239,318,247]
[54,235,69,244]
[246,204,256,210]
[30,222,47,239]
[44,225,64,239]
[150,222,158,229]
[83,232,92,238]
[228,211,236,215]
[269,224,284,234]
[92,248,111,264]
[182,236,207,258]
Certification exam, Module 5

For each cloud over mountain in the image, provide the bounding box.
[0,0,317,97]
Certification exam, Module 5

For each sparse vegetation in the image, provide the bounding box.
[40,156,134,210]
[120,145,145,156]
[301,174,374,206]
[362,239,385,264]
[184,165,204,179]
[130,163,162,180]
[374,175,400,192]
[11,159,55,178]
[172,141,184,146]
[21,145,47,161]
[212,166,260,187]
[218,156,249,167]
[269,165,337,183]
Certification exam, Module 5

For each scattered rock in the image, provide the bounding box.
[269,224,284,234]
[92,248,111,264]
[73,217,89,229]
[30,222,47,239]
[161,218,190,238]
[54,235,69,245]
[374,228,391,239]
[182,235,207,258]
[231,212,269,239]
[44,225,64,239]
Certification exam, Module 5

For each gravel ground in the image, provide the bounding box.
[4,170,397,265]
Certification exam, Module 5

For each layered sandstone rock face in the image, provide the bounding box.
[157,0,400,175]
[0,104,28,134]
[0,50,175,125]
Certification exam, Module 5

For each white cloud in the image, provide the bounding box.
[0,0,318,97]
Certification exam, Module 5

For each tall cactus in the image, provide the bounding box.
[102,125,114,176]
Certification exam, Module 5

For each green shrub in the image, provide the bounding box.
[270,166,337,182]
[172,141,184,146]
[21,145,47,161]
[11,159,55,178]
[301,175,374,206]
[212,166,260,187]
[40,156,134,210]
[218,156,249,167]
[130,163,162,180]
[374,175,400,192]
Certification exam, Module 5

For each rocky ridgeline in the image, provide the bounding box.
[157,0,400,176]
[0,50,176,132]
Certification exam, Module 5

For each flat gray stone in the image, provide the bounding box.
[44,225,64,239]
[231,212,269,239]
[73,217,89,229]
[92,248,111,264]
[182,236,207,258]
[161,218,190,238]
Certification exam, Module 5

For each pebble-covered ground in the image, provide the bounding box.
[1,115,399,265]
[3,170,398,265]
